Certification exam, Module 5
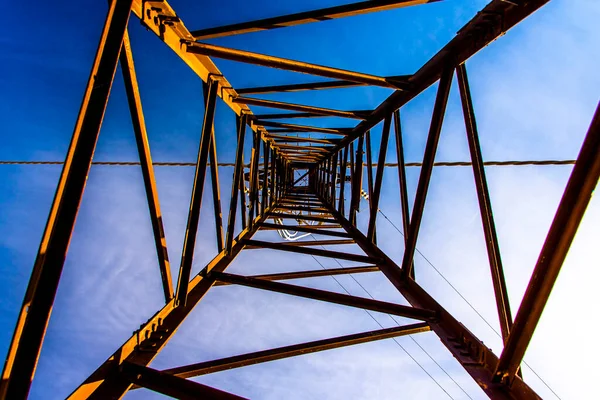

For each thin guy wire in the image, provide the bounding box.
[306,253,455,400]
[309,234,472,399]
[377,209,562,400]
[0,159,576,167]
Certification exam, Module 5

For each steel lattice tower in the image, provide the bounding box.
[1,0,599,399]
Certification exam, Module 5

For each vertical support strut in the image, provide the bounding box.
[0,0,134,397]
[225,114,247,254]
[495,101,600,383]
[365,130,374,200]
[338,145,349,215]
[401,67,453,279]
[349,135,364,225]
[176,78,219,307]
[457,64,513,342]
[262,139,270,213]
[367,115,391,242]
[120,31,173,302]
[393,109,414,280]
[270,147,276,205]
[202,81,225,253]
[331,151,338,207]
[248,130,261,228]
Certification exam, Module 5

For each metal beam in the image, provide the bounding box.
[186,42,405,89]
[337,145,349,215]
[457,64,512,342]
[159,323,430,379]
[258,222,346,237]
[244,239,355,249]
[255,110,372,119]
[349,135,365,225]
[495,101,600,383]
[203,81,225,253]
[267,134,341,145]
[254,120,351,135]
[175,78,219,306]
[367,115,392,242]
[234,97,368,120]
[392,109,414,280]
[190,0,440,40]
[121,362,247,400]
[0,1,133,397]
[214,265,380,286]
[241,239,378,264]
[120,31,173,303]
[214,273,437,321]
[236,76,410,95]
[261,139,270,213]
[401,67,453,279]
[225,115,247,254]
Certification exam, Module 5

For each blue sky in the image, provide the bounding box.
[1,0,599,399]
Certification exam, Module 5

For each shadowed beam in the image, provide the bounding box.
[186,42,406,89]
[267,213,338,223]
[244,239,355,248]
[175,78,219,307]
[367,115,392,241]
[202,81,225,253]
[255,110,372,119]
[236,76,410,95]
[267,134,342,145]
[190,0,441,40]
[234,96,368,119]
[241,239,378,264]
[254,120,352,135]
[120,31,173,303]
[457,64,512,342]
[214,265,380,286]
[121,362,247,399]
[213,272,437,321]
[158,324,430,380]
[259,222,342,231]
[401,67,453,279]
[276,144,333,152]
[494,101,600,384]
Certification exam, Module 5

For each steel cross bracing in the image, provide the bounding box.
[1,0,599,399]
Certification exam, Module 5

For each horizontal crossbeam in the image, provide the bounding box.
[185,42,405,89]
[213,273,437,321]
[121,362,247,399]
[234,96,367,119]
[244,239,355,249]
[214,265,380,286]
[236,76,410,95]
[190,0,440,40]
[258,222,344,233]
[242,239,377,264]
[158,323,430,380]
[267,134,342,145]
[268,213,338,223]
[255,110,372,119]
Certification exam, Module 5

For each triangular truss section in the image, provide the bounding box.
[2,0,599,399]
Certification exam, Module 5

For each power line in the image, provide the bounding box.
[377,209,562,400]
[0,159,576,167]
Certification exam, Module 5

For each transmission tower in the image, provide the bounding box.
[1,0,599,399]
